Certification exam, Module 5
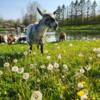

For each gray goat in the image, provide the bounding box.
[26,8,58,54]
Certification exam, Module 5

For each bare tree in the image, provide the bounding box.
[22,1,41,26]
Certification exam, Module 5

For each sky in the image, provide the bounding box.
[0,0,100,20]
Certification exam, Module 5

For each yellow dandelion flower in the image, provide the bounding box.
[81,81,85,85]
[77,90,85,97]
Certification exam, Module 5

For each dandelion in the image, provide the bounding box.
[53,62,59,69]
[30,90,42,100]
[18,67,24,74]
[24,51,28,56]
[97,54,100,58]
[85,65,91,71]
[93,48,96,52]
[77,90,85,97]
[0,70,3,76]
[57,46,60,49]
[47,63,53,71]
[4,62,10,67]
[63,64,68,71]
[81,95,88,100]
[13,59,18,63]
[77,82,84,88]
[46,55,51,60]
[58,54,62,59]
[93,48,100,53]
[80,68,85,74]
[40,65,46,69]
[12,66,19,72]
[89,56,92,60]
[23,73,29,80]
[33,52,36,55]
[44,50,48,54]
[78,53,84,57]
[69,43,73,47]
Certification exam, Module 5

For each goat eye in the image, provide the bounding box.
[46,19,49,22]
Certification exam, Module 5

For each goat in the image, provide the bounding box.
[59,32,66,41]
[0,35,5,43]
[7,34,15,44]
[26,8,58,54]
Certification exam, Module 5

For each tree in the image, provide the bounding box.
[91,0,97,20]
[55,6,62,21]
[79,0,85,23]
[22,1,41,26]
[62,4,66,20]
[85,0,91,22]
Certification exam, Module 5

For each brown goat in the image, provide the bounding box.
[0,35,5,43]
[7,34,15,44]
[59,32,66,41]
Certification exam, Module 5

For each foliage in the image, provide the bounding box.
[0,41,100,99]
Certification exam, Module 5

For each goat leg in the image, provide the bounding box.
[40,44,43,54]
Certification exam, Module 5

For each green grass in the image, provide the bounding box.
[0,41,100,100]
[58,24,100,36]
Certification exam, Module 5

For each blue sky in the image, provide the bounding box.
[0,0,99,20]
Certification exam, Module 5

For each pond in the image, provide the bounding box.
[46,32,100,42]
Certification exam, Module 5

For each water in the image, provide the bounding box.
[46,32,100,42]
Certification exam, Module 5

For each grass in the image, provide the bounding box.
[0,40,100,100]
[58,24,100,36]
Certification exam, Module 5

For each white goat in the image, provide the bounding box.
[26,8,58,54]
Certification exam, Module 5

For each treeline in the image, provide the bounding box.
[55,0,100,26]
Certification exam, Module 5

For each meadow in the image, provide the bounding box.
[0,40,100,100]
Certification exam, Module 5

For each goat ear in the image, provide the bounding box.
[37,8,43,16]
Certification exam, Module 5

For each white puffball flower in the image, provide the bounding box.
[23,73,29,80]
[88,57,92,60]
[85,65,91,71]
[80,94,88,100]
[63,64,68,71]
[18,67,24,74]
[97,54,100,58]
[53,62,59,69]
[78,53,84,57]
[80,68,85,74]
[4,62,10,67]
[33,52,36,55]
[93,48,100,53]
[47,63,54,71]
[47,55,51,60]
[24,51,28,56]
[57,46,60,49]
[12,66,19,72]
[77,83,84,88]
[44,50,48,54]
[58,54,62,59]
[0,70,3,76]
[13,59,18,63]
[30,90,42,100]
[40,65,46,69]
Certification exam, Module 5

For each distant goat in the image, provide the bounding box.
[0,35,5,43]
[59,32,66,41]
[26,8,58,53]
[7,34,15,44]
